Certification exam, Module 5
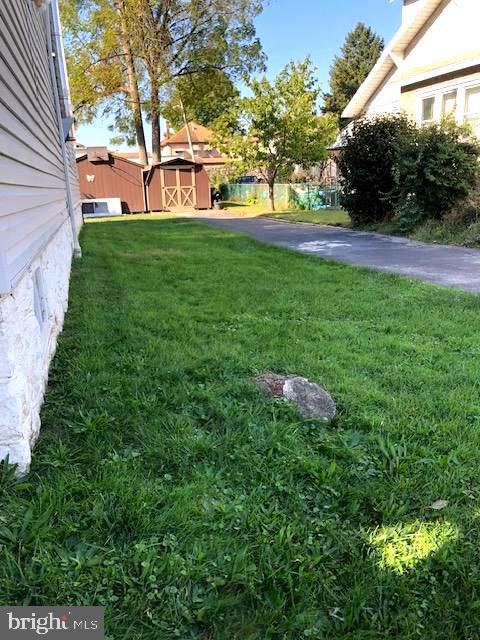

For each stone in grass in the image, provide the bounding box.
[255,373,336,421]
[255,372,287,397]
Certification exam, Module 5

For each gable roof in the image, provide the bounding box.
[342,0,446,119]
[161,122,214,146]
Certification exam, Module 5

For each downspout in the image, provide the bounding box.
[44,0,82,257]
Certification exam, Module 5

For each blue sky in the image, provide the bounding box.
[76,0,402,150]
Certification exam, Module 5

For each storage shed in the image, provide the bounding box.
[77,149,146,213]
[145,158,211,211]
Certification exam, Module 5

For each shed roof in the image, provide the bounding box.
[76,150,147,168]
[342,0,445,119]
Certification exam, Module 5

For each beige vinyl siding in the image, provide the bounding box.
[0,0,73,293]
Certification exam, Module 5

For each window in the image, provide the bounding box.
[421,96,435,122]
[442,90,457,116]
[465,86,480,133]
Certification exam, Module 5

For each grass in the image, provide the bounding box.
[266,209,351,226]
[2,218,480,639]
[352,219,480,248]
[223,201,350,226]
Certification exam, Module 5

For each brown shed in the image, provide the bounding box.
[77,150,146,213]
[144,158,211,211]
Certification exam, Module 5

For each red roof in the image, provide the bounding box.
[161,122,214,147]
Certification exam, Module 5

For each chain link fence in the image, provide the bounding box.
[221,183,342,210]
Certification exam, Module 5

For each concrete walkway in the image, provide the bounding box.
[196,213,480,293]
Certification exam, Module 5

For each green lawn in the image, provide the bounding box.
[266,209,351,226]
[223,201,350,226]
[2,218,480,639]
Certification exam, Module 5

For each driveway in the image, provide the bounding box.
[196,213,480,293]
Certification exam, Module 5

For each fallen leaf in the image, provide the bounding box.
[428,500,448,510]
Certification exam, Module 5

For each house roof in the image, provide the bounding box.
[342,0,446,119]
[161,122,214,147]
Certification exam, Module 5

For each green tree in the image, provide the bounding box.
[218,58,338,212]
[323,22,384,121]
[125,0,265,162]
[161,70,240,130]
[60,0,148,164]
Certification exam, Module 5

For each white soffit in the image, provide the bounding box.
[342,0,446,118]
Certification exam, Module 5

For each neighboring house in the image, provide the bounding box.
[161,122,230,172]
[343,0,480,135]
[0,0,82,472]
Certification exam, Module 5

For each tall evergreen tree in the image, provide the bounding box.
[323,22,384,121]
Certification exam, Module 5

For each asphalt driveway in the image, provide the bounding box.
[197,213,480,293]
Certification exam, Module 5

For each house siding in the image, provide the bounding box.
[363,0,480,126]
[0,0,81,472]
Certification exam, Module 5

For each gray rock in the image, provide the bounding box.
[255,372,336,421]
[283,376,336,420]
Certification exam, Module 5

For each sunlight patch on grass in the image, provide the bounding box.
[369,521,458,574]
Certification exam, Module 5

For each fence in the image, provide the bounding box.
[221,183,342,210]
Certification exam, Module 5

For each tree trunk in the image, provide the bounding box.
[268,181,276,212]
[151,85,161,164]
[115,1,148,165]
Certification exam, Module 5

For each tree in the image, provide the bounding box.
[60,0,148,164]
[161,70,240,130]
[124,0,265,162]
[218,58,338,212]
[323,22,384,121]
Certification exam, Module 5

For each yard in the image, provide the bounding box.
[2,218,480,639]
[223,201,350,226]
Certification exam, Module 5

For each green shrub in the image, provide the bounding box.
[337,115,413,226]
[395,119,480,229]
[339,116,480,231]
[446,177,480,225]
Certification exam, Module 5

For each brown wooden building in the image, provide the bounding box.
[77,149,212,213]
[144,158,211,211]
[77,148,146,213]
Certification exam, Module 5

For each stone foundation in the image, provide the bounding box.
[0,220,75,473]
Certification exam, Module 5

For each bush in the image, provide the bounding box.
[337,115,413,226]
[395,119,480,229]
[446,177,480,225]
[338,115,480,230]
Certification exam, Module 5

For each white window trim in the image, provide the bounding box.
[416,78,480,128]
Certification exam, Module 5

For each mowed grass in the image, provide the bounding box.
[265,209,350,226]
[223,201,350,226]
[2,219,480,639]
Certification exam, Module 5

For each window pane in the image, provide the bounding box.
[442,90,457,116]
[422,97,435,121]
[465,86,480,117]
[465,86,480,134]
